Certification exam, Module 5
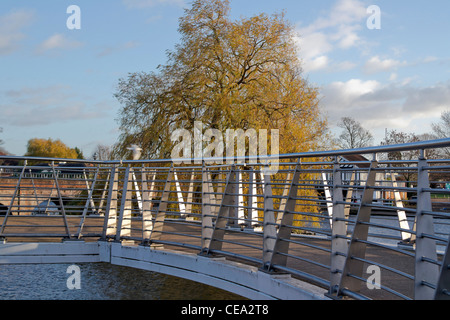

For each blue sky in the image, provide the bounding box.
[1,0,449,157]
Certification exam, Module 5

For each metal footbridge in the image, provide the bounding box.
[1,139,450,300]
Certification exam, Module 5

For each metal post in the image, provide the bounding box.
[201,163,215,251]
[228,166,239,228]
[203,166,236,254]
[77,166,100,239]
[268,161,301,270]
[98,170,111,216]
[330,158,348,296]
[115,165,132,241]
[322,172,333,228]
[141,168,153,242]
[415,152,439,300]
[252,170,261,227]
[174,170,186,218]
[262,172,277,270]
[102,165,118,240]
[51,161,72,239]
[247,168,254,228]
[185,171,195,221]
[131,170,143,215]
[337,160,378,296]
[0,164,27,236]
[238,170,246,226]
[148,166,173,245]
[84,170,97,214]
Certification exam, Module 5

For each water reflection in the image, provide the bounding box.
[0,263,245,300]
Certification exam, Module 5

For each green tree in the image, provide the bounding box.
[74,147,85,159]
[25,138,79,159]
[114,0,328,159]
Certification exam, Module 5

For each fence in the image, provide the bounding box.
[1,139,450,300]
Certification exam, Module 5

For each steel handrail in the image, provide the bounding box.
[1,138,450,300]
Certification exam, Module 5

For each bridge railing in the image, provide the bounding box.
[1,139,450,300]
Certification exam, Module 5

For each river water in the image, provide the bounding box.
[0,263,244,300]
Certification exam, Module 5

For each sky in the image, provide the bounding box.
[0,0,449,158]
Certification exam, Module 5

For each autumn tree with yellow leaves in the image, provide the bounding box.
[114,0,328,158]
[114,0,329,231]
[25,138,83,159]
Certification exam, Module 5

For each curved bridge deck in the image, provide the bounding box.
[0,215,426,300]
[1,139,450,300]
[0,217,329,300]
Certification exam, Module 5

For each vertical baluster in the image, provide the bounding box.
[238,169,246,227]
[415,150,439,300]
[268,161,301,270]
[77,166,100,239]
[174,170,186,218]
[322,172,334,228]
[51,161,71,239]
[337,159,378,296]
[102,165,118,240]
[201,163,214,252]
[141,167,153,243]
[116,165,132,242]
[148,166,173,247]
[0,163,27,237]
[185,170,195,221]
[329,158,348,296]
[203,166,236,254]
[262,172,277,270]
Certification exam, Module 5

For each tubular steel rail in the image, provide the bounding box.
[1,138,450,300]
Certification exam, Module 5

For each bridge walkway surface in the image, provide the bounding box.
[0,216,415,300]
[1,139,450,300]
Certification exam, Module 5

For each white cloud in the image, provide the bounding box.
[321,79,450,141]
[303,55,329,72]
[1,85,107,126]
[36,34,84,54]
[297,32,333,61]
[363,56,407,74]
[299,0,366,33]
[0,9,34,55]
[296,0,367,73]
[321,79,382,117]
[403,82,450,115]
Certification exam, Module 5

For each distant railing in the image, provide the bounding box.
[1,138,450,300]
